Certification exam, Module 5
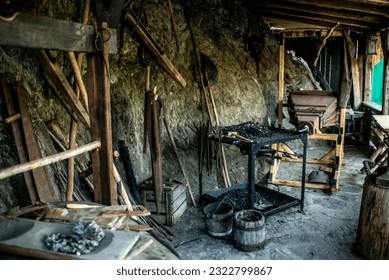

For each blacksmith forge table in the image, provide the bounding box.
[202,122,308,216]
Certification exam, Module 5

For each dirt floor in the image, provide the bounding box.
[170,140,372,260]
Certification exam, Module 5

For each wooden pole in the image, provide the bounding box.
[278,34,285,128]
[4,113,21,123]
[143,64,151,154]
[161,106,197,207]
[113,163,135,214]
[68,52,89,111]
[167,0,180,52]
[0,141,101,180]
[66,0,91,201]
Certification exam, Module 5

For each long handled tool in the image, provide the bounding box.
[159,100,197,207]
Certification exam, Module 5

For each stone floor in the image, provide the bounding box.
[170,142,372,260]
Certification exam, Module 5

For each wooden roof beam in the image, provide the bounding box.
[247,2,382,24]
[259,12,369,33]
[268,0,389,17]
[257,8,374,29]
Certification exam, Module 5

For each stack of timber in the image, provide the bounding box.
[288,90,338,131]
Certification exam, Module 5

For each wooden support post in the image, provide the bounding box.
[278,34,285,128]
[364,54,373,102]
[333,107,346,191]
[87,22,116,206]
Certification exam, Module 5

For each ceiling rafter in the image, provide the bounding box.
[259,12,369,33]
[247,2,382,24]
[241,0,389,35]
[273,0,389,17]
[256,8,374,29]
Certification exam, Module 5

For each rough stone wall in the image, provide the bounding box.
[0,0,319,213]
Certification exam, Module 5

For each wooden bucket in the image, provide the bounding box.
[233,209,266,251]
[355,175,389,259]
[203,202,234,237]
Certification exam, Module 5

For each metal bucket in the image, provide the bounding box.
[233,209,266,251]
[203,202,234,237]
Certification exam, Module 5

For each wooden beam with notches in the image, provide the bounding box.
[0,13,117,54]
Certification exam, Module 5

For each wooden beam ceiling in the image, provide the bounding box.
[242,0,389,35]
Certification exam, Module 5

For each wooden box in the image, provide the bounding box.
[140,182,187,226]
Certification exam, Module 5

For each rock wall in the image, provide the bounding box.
[0,0,319,213]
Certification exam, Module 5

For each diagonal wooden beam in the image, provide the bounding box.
[125,10,187,88]
[36,50,91,129]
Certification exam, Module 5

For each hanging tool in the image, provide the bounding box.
[93,0,126,28]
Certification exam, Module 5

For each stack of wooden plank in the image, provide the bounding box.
[289,90,338,131]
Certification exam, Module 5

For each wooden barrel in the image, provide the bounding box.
[355,175,389,259]
[233,209,266,251]
[203,202,234,237]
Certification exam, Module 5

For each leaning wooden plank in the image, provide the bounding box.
[352,58,362,110]
[0,13,117,54]
[1,76,38,204]
[16,85,56,203]
[126,10,187,88]
[0,141,101,180]
[36,50,90,129]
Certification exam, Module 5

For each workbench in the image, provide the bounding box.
[201,122,308,216]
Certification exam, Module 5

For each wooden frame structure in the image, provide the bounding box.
[0,8,118,205]
[269,32,346,192]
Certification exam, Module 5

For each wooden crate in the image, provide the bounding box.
[140,182,187,226]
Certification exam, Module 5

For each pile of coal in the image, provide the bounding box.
[44,220,105,255]
[221,122,272,140]
[217,188,260,210]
